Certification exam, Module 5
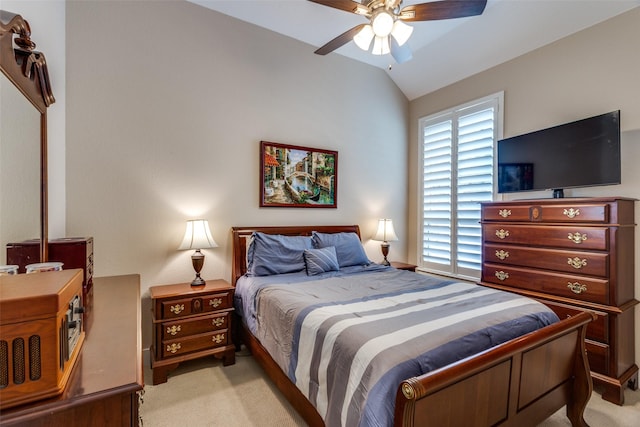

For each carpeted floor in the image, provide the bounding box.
[141,350,639,426]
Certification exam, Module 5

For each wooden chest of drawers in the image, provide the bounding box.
[480,197,638,405]
[150,280,235,385]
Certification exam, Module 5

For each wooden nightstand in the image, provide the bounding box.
[150,279,236,385]
[390,261,417,272]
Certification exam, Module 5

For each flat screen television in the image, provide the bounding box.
[497,110,621,198]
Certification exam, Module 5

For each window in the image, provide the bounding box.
[418,93,503,280]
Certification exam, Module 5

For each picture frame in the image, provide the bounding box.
[260,141,337,208]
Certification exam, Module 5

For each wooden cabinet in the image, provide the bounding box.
[480,197,638,405]
[150,280,235,385]
[7,238,95,328]
[0,275,143,426]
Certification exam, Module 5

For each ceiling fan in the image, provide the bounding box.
[309,0,488,64]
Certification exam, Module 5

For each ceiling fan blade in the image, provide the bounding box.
[390,37,412,64]
[314,24,367,55]
[399,0,487,22]
[308,0,370,15]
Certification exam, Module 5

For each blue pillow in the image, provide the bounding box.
[247,232,312,276]
[311,231,370,268]
[304,246,339,276]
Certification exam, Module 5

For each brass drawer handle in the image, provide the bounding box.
[563,208,580,219]
[495,271,509,281]
[166,325,181,336]
[495,229,510,239]
[209,298,222,308]
[495,250,509,260]
[170,304,185,315]
[568,232,587,244]
[567,282,587,294]
[567,257,587,269]
[212,317,225,327]
[166,343,181,354]
[212,333,225,344]
[499,209,511,218]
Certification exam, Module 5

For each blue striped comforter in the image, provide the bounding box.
[235,267,558,427]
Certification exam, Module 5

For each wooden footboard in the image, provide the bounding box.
[238,310,594,427]
[394,311,595,427]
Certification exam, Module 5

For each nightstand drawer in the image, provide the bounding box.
[162,330,229,358]
[160,291,232,319]
[162,312,230,339]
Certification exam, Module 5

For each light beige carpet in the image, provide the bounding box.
[141,351,639,426]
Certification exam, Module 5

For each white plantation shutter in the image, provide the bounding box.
[422,120,453,266]
[419,93,502,279]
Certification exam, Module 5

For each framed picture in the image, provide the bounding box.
[260,141,337,208]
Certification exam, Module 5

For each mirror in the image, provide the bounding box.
[0,10,55,266]
[0,78,41,264]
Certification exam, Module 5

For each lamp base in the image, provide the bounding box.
[190,249,206,287]
[191,275,206,287]
[380,242,391,266]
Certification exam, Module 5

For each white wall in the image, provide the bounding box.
[64,0,409,350]
[409,7,640,376]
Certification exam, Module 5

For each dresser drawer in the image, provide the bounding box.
[161,312,230,339]
[585,340,610,375]
[162,330,230,358]
[160,291,232,319]
[481,203,609,223]
[481,205,532,221]
[534,203,609,223]
[540,300,608,343]
[483,263,609,305]
[483,243,609,277]
[483,224,609,250]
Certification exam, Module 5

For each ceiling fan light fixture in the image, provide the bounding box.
[391,20,413,46]
[353,24,375,51]
[372,35,390,56]
[371,11,394,37]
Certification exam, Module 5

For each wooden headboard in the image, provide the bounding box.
[230,225,361,286]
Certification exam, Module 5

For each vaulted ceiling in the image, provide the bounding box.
[189,0,640,100]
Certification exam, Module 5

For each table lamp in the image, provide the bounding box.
[178,219,218,286]
[372,218,398,266]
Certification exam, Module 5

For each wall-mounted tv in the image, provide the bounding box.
[497,110,621,198]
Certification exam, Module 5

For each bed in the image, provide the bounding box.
[231,225,595,427]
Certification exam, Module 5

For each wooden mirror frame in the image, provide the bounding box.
[0,10,55,261]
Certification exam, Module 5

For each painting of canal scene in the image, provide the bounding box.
[260,141,337,208]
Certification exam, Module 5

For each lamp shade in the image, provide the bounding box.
[354,24,375,51]
[373,219,398,242]
[391,20,413,46]
[372,35,390,55]
[178,219,218,250]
